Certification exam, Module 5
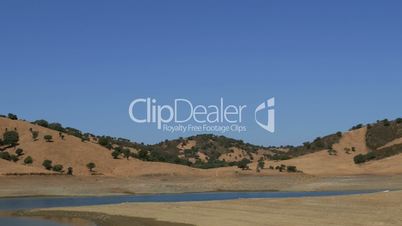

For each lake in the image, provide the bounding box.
[0,190,383,225]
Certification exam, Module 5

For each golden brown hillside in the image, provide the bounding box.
[1,117,402,177]
[0,118,211,176]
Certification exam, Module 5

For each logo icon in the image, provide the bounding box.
[255,97,275,133]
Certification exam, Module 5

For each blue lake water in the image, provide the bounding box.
[0,190,382,211]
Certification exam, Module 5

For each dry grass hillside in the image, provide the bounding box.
[1,117,402,177]
[0,118,211,176]
[278,127,402,175]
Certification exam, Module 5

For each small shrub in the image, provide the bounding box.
[111,150,121,159]
[287,165,297,172]
[52,164,63,172]
[257,158,265,170]
[0,151,11,161]
[10,154,18,162]
[350,124,363,131]
[44,135,53,142]
[122,148,131,160]
[86,162,96,172]
[24,156,33,164]
[42,160,53,170]
[15,148,24,156]
[31,131,39,141]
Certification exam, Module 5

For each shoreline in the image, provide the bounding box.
[6,190,402,226]
[10,210,194,226]
[2,174,402,198]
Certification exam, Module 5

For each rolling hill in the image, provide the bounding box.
[1,114,402,176]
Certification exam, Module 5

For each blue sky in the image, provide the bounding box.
[1,1,401,146]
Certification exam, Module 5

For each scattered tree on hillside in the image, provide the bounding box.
[44,135,53,142]
[327,147,337,156]
[237,158,251,170]
[24,156,33,165]
[7,113,18,120]
[98,137,110,147]
[31,131,39,141]
[0,151,11,161]
[122,148,131,160]
[33,119,49,128]
[138,149,149,161]
[2,131,19,147]
[52,164,63,172]
[48,123,64,132]
[86,162,96,172]
[111,150,121,159]
[382,119,390,126]
[67,167,73,175]
[15,148,24,156]
[10,154,18,162]
[42,159,53,170]
[286,165,297,173]
[350,124,363,131]
[257,158,265,170]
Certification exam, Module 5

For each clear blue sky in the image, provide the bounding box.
[1,1,401,146]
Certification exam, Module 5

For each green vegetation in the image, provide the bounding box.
[44,135,53,142]
[122,148,131,160]
[33,119,49,127]
[42,159,53,170]
[275,164,286,172]
[350,124,363,130]
[0,151,11,161]
[52,164,63,172]
[237,158,251,170]
[31,130,39,141]
[15,148,24,156]
[286,133,341,158]
[137,149,149,160]
[354,143,402,164]
[286,165,297,172]
[86,162,96,172]
[366,119,402,150]
[32,119,85,140]
[48,123,64,132]
[98,137,111,147]
[10,154,18,162]
[327,147,337,155]
[23,156,33,164]
[257,158,265,170]
[7,113,18,120]
[111,150,121,159]
[2,131,19,147]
